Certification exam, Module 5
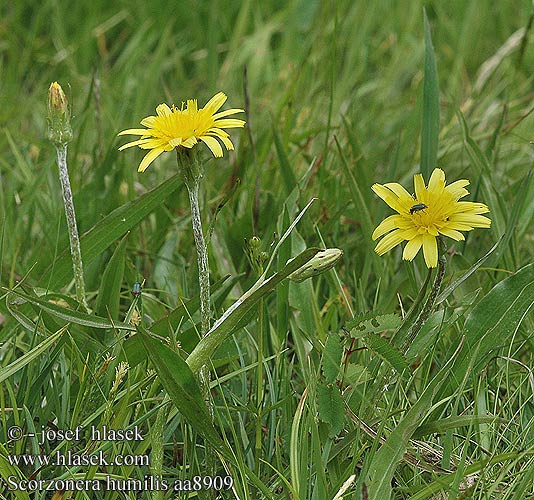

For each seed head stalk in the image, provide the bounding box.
[47,82,87,309]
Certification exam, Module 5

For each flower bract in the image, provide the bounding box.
[118,92,245,172]
[371,168,491,268]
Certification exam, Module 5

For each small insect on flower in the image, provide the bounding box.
[409,203,428,215]
[371,168,491,268]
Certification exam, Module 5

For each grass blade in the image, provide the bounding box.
[0,326,66,383]
[137,326,232,459]
[6,288,136,332]
[420,8,440,178]
[38,173,183,289]
[366,339,463,499]
[95,232,128,319]
[446,262,534,392]
[186,247,321,375]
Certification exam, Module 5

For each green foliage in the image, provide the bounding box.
[322,332,344,383]
[136,327,230,457]
[446,262,534,394]
[95,233,127,319]
[366,340,463,499]
[346,312,408,373]
[317,383,345,437]
[420,8,440,179]
[1,1,533,499]
[36,173,184,290]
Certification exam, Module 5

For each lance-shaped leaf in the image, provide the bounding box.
[420,8,440,179]
[95,233,128,319]
[37,173,183,289]
[445,262,534,393]
[0,326,66,384]
[186,248,321,375]
[137,327,232,459]
[366,340,463,499]
[5,288,136,332]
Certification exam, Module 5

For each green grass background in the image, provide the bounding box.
[1,1,534,499]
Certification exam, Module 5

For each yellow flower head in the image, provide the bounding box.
[371,168,491,268]
[118,92,245,172]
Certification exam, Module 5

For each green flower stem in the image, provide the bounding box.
[401,238,447,353]
[363,240,447,419]
[55,144,87,309]
[176,150,212,417]
[177,150,211,337]
[186,248,321,376]
[186,178,211,336]
[185,177,213,414]
[177,150,216,493]
[391,267,432,347]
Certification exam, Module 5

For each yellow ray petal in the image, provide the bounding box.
[204,92,227,113]
[403,235,423,261]
[422,234,438,268]
[138,147,166,172]
[118,138,153,151]
[375,229,405,255]
[413,174,426,201]
[200,136,223,157]
[438,227,465,240]
[212,118,246,128]
[118,128,152,137]
[156,104,172,116]
[428,168,445,191]
[372,215,400,240]
[213,108,245,120]
[141,116,157,127]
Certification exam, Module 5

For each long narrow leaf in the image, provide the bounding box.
[408,451,534,500]
[95,232,128,319]
[272,125,297,196]
[187,247,321,375]
[0,326,66,383]
[5,288,136,332]
[435,236,501,305]
[366,340,463,499]
[137,327,231,458]
[446,262,534,391]
[420,8,440,178]
[0,444,31,500]
[37,173,183,289]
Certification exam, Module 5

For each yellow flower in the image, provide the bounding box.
[118,92,245,172]
[371,168,491,268]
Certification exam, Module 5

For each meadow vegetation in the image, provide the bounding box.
[1,1,533,499]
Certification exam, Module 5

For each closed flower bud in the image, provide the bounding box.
[47,82,73,145]
[245,236,268,275]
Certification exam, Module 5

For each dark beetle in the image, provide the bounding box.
[409,203,427,215]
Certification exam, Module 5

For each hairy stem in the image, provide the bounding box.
[177,149,213,426]
[401,239,447,353]
[55,144,87,309]
[186,179,211,336]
